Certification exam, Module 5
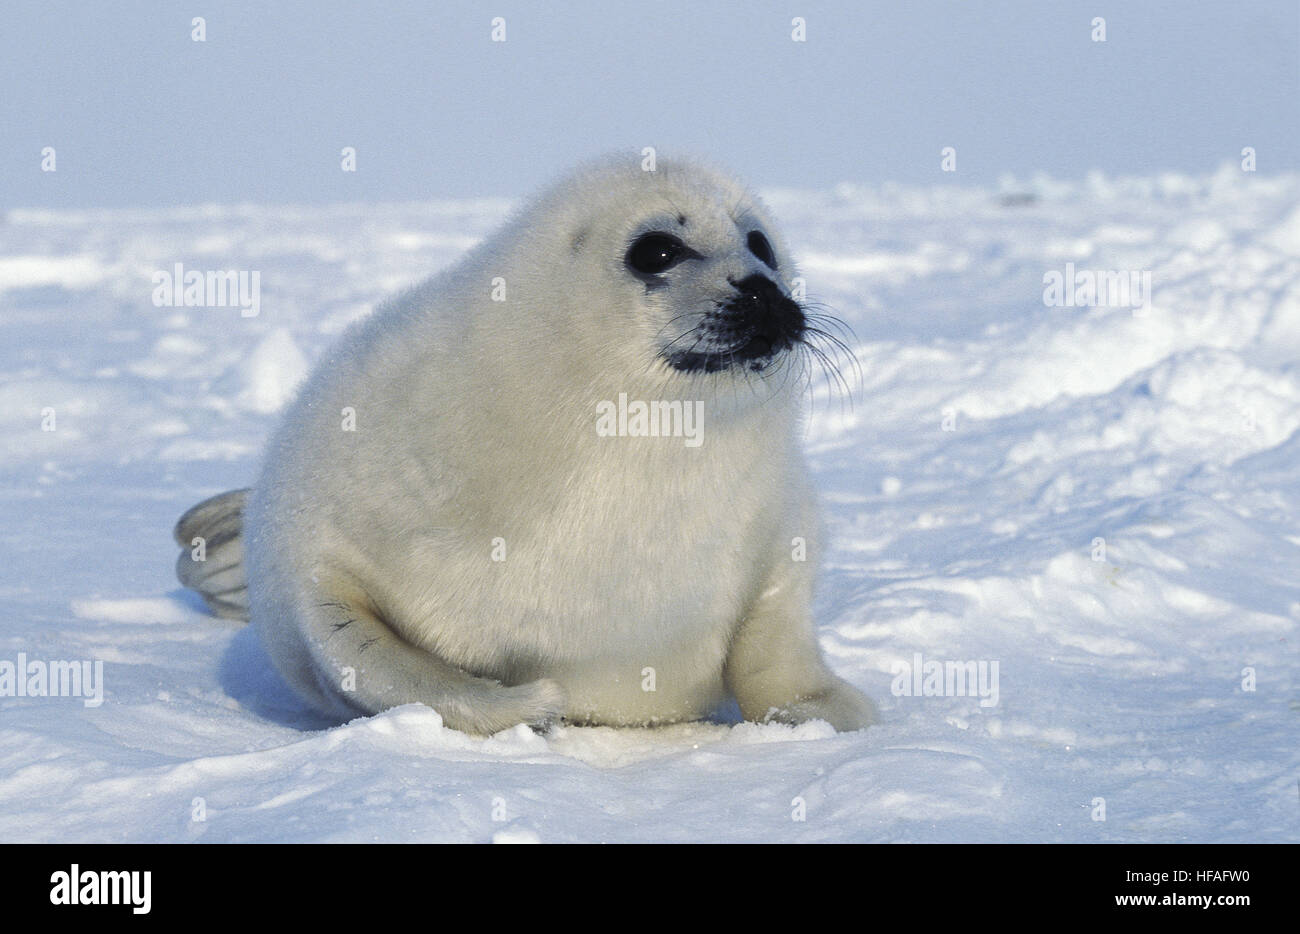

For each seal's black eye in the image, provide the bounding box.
[626,233,687,275]
[747,231,777,269]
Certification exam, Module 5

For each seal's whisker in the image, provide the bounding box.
[802,326,862,397]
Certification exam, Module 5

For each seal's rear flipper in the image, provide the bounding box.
[174,488,251,621]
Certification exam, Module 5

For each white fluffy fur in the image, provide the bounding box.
[217,155,878,735]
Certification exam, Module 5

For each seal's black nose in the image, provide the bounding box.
[728,274,805,357]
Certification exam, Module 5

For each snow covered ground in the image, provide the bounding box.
[1,165,1297,843]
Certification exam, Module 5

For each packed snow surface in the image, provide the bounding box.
[1,166,1297,842]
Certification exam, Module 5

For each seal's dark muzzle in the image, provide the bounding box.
[726,274,805,362]
[663,274,805,373]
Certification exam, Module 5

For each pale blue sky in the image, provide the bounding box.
[3,0,1297,208]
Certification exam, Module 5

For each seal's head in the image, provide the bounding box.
[519,156,845,397]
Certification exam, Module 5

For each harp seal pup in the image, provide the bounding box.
[174,154,876,736]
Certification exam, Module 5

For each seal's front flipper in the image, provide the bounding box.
[300,595,568,734]
[174,488,251,621]
[723,544,877,733]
